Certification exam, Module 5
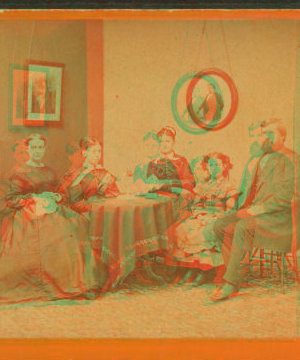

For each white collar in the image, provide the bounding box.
[155,151,178,162]
[83,163,103,173]
[27,160,44,168]
[141,156,159,166]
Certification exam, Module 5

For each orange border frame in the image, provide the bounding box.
[0,9,299,360]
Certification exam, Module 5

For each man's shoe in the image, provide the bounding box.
[210,283,238,302]
[83,290,98,300]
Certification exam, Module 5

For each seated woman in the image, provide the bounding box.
[133,131,160,184]
[147,126,195,193]
[166,152,237,286]
[0,140,30,217]
[62,136,120,213]
[58,141,85,192]
[145,126,195,221]
[0,134,98,305]
[5,139,30,179]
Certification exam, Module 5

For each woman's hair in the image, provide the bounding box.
[25,134,47,147]
[202,152,233,179]
[190,156,204,175]
[143,131,159,142]
[157,126,176,140]
[79,136,102,151]
[12,139,28,152]
[66,141,81,155]
[190,155,207,182]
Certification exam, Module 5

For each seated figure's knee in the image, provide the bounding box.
[234,219,247,233]
[202,220,216,242]
[213,216,228,238]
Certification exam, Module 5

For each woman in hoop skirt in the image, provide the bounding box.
[59,136,120,292]
[60,137,120,213]
[134,126,195,284]
[166,152,237,286]
[0,134,98,306]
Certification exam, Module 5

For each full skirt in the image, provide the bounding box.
[0,205,98,305]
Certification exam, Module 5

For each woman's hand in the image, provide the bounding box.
[38,192,62,203]
[148,183,160,192]
[52,193,62,203]
[20,197,35,208]
[27,193,59,215]
[194,183,205,195]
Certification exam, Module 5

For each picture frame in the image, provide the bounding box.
[9,64,29,128]
[9,60,65,128]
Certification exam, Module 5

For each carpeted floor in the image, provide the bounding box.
[0,262,299,339]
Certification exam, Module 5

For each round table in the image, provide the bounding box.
[87,193,181,289]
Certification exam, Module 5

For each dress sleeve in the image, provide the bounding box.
[66,183,85,204]
[133,164,144,183]
[6,174,32,209]
[45,167,68,204]
[98,174,121,198]
[81,170,120,199]
[147,161,155,180]
[178,158,196,191]
[221,182,238,212]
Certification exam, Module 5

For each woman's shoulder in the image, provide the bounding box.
[172,154,190,166]
[220,178,237,193]
[92,167,117,181]
[92,167,109,176]
[135,161,147,171]
[8,164,32,179]
[43,165,55,173]
[172,153,186,160]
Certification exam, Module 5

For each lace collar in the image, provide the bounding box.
[153,151,180,163]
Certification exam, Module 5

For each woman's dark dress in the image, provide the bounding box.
[0,164,97,305]
[147,154,196,221]
[65,168,121,213]
[61,167,121,290]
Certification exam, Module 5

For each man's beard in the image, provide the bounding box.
[250,139,273,157]
[249,142,263,157]
[261,139,274,153]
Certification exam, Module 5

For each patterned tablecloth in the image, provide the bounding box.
[88,193,181,288]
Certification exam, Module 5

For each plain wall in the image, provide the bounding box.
[103,20,297,189]
[0,20,89,177]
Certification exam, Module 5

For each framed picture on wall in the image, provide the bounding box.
[9,60,65,128]
[9,64,29,128]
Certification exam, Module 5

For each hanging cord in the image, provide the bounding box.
[178,21,191,77]
[194,21,206,69]
[11,22,19,66]
[51,26,58,60]
[24,21,35,122]
[220,20,233,76]
[205,22,214,68]
[28,21,35,63]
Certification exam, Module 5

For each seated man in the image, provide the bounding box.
[210,119,295,301]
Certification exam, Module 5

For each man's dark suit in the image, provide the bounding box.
[213,150,295,286]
